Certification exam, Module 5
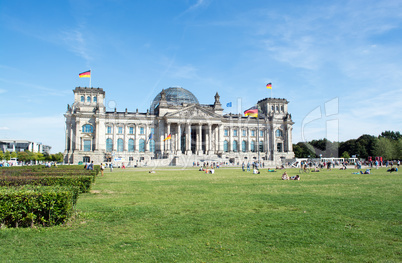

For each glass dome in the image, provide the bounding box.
[150,87,199,113]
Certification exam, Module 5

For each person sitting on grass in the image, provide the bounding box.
[253,168,260,174]
[210,168,215,174]
[360,169,371,174]
[281,172,289,180]
[387,167,398,173]
[268,169,276,172]
[311,167,320,172]
[290,175,300,180]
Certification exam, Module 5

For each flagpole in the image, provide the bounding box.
[89,69,92,88]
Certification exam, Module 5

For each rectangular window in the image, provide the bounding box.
[259,131,263,137]
[224,129,228,136]
[242,129,246,136]
[118,127,123,134]
[277,143,283,152]
[140,127,145,134]
[233,129,238,136]
[151,128,155,134]
[251,130,255,136]
[83,140,91,152]
[107,126,112,134]
[129,127,134,134]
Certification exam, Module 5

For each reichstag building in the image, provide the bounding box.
[64,87,294,166]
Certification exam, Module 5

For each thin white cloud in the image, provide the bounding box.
[0,89,6,94]
[0,78,70,97]
[0,127,9,130]
[59,28,91,61]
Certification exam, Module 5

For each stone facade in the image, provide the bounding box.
[64,87,294,166]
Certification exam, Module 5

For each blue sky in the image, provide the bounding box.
[1,0,401,153]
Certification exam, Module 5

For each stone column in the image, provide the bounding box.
[94,119,100,151]
[75,120,80,151]
[247,127,251,152]
[177,123,182,154]
[65,120,70,152]
[229,126,233,152]
[287,125,293,152]
[207,124,212,154]
[112,124,117,151]
[197,124,202,155]
[123,123,127,152]
[271,125,276,160]
[166,122,171,152]
[68,123,73,152]
[218,124,223,153]
[186,123,191,155]
[145,124,149,152]
[135,124,139,153]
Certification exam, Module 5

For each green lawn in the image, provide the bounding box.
[0,167,401,262]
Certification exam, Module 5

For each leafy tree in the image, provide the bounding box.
[355,134,377,158]
[17,151,29,162]
[37,153,45,161]
[293,142,316,158]
[0,151,3,160]
[10,152,17,158]
[373,137,394,160]
[4,151,11,161]
[341,151,350,159]
[379,131,402,141]
[51,152,64,163]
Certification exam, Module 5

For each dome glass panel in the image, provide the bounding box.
[150,87,199,113]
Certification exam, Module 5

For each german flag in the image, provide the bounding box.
[244,106,258,117]
[163,134,171,141]
[266,83,272,89]
[79,70,91,78]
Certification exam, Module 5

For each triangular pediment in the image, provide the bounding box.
[164,104,221,119]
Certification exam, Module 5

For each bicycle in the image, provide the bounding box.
[299,167,311,174]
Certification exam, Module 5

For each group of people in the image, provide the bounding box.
[241,161,264,172]
[281,171,300,180]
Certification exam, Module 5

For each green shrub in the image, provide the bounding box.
[0,175,93,193]
[0,186,78,228]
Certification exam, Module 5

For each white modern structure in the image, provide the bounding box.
[64,87,294,166]
[0,140,51,154]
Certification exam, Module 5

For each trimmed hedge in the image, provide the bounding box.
[0,175,93,193]
[0,170,97,182]
[0,186,78,228]
[0,165,100,176]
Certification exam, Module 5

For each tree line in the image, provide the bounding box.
[293,131,402,160]
[0,150,64,163]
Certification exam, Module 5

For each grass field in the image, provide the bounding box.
[0,167,400,262]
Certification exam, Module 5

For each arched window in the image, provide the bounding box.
[117,139,124,152]
[106,138,113,152]
[93,96,97,102]
[139,139,145,152]
[87,96,91,102]
[82,124,94,133]
[251,141,255,152]
[223,140,228,152]
[81,96,85,102]
[276,129,283,137]
[242,140,247,152]
[281,105,284,112]
[128,139,134,152]
[259,141,264,152]
[232,140,238,152]
[149,139,155,152]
